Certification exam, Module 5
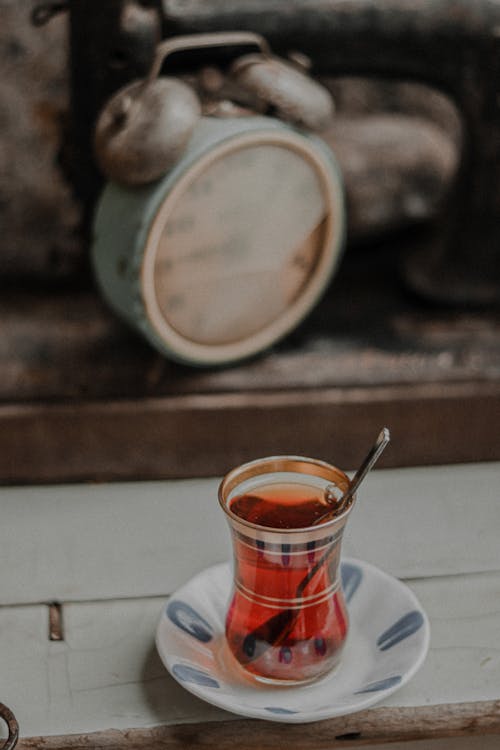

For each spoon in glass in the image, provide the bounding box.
[316,426,391,524]
[238,427,391,664]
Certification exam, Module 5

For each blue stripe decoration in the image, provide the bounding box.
[377,610,425,651]
[355,675,402,693]
[264,707,299,714]
[278,646,293,664]
[281,543,291,567]
[166,600,213,643]
[172,663,220,688]
[307,540,316,564]
[341,562,363,603]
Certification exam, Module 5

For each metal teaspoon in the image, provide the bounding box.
[317,426,391,524]
[237,428,391,664]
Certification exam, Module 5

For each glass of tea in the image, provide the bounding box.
[218,455,354,685]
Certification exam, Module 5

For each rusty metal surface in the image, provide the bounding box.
[0,3,460,269]
[65,0,500,303]
[0,1,459,276]
[161,0,500,304]
[66,0,160,223]
[0,0,82,282]
[0,0,482,296]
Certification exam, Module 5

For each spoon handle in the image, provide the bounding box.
[239,429,391,662]
[320,427,390,523]
[345,427,390,503]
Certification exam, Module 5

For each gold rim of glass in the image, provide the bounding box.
[218,455,352,533]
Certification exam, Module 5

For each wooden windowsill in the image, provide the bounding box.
[1,463,499,746]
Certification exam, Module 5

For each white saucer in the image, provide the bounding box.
[156,558,430,723]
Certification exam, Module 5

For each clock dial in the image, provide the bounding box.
[150,142,329,346]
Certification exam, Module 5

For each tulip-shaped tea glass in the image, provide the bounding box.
[219,455,354,685]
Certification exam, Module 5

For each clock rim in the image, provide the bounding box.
[140,125,344,366]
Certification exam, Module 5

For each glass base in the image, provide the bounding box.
[247,664,340,687]
[222,636,344,687]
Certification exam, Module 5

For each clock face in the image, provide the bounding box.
[142,130,342,363]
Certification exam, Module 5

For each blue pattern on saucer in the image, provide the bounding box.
[377,610,424,651]
[355,675,402,693]
[166,600,213,643]
[340,561,363,603]
[157,558,430,724]
[171,663,220,688]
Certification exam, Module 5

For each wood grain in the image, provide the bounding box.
[1,279,499,403]
[2,562,500,739]
[15,702,500,748]
[1,466,499,742]
[0,381,499,484]
[1,250,499,485]
[2,463,499,604]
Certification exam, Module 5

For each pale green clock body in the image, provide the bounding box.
[92,115,345,366]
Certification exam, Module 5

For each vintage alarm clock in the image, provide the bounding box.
[92,32,345,367]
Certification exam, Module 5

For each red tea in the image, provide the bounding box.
[229,481,333,528]
[225,481,348,683]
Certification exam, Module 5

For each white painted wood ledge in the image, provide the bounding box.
[1,462,500,746]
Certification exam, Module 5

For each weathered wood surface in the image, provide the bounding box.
[2,200,497,407]
[2,462,499,605]
[11,704,500,748]
[0,238,499,483]
[0,463,499,743]
[1,237,499,485]
[1,381,499,484]
[2,274,499,404]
